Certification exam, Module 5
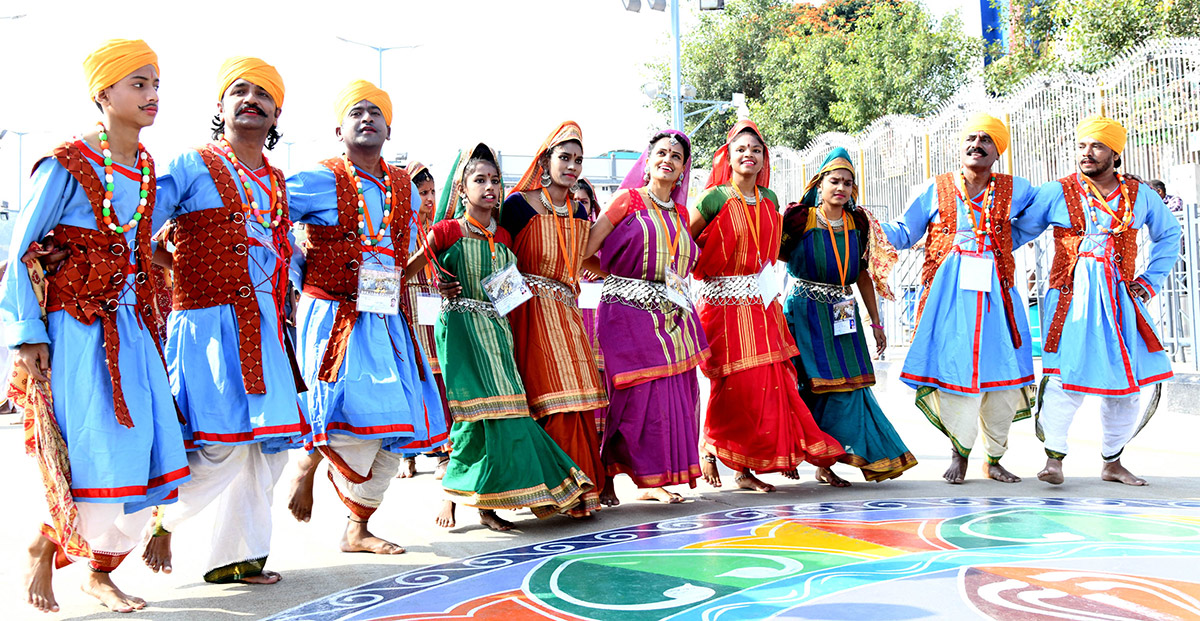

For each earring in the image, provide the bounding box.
[570,182,581,193]
[675,177,682,189]
[643,171,651,184]
[540,171,552,186]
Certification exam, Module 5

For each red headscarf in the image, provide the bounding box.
[509,121,583,195]
[706,120,770,190]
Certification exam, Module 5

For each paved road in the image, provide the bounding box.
[2,361,1198,620]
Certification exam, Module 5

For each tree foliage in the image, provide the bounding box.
[984,0,1200,94]
[649,0,977,157]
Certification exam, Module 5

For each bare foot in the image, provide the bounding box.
[142,531,173,574]
[287,451,321,522]
[25,534,58,613]
[234,570,282,585]
[340,521,405,554]
[397,456,417,479]
[637,487,684,503]
[735,471,775,492]
[701,457,722,488]
[1101,459,1148,486]
[479,509,514,532]
[984,461,1021,483]
[815,467,851,488]
[435,500,456,528]
[780,468,800,480]
[433,456,450,481]
[1037,458,1065,485]
[599,486,620,507]
[943,452,968,484]
[81,572,146,613]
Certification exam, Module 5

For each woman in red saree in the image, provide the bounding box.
[500,121,608,517]
[690,121,845,492]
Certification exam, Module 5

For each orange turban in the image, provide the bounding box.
[83,39,158,99]
[961,112,1010,156]
[334,79,392,126]
[217,56,285,108]
[1076,115,1126,154]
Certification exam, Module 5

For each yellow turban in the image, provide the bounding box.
[216,56,285,108]
[961,112,1010,156]
[1076,115,1126,154]
[334,79,392,126]
[83,39,158,99]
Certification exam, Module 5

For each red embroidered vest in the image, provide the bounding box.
[170,146,292,394]
[41,141,163,428]
[301,158,421,382]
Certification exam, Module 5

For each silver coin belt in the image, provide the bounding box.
[525,274,578,307]
[600,274,675,313]
[789,278,853,305]
[699,274,763,306]
[441,296,502,320]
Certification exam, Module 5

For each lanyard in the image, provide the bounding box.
[955,172,994,249]
[466,213,497,265]
[823,210,850,286]
[729,183,763,258]
[647,191,683,273]
[1079,173,1133,234]
[542,188,579,284]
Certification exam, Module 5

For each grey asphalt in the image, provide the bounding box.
[2,356,1198,620]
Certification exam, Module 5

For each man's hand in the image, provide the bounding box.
[14,342,50,382]
[1128,281,1150,303]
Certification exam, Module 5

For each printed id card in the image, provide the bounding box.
[832,298,857,336]
[757,261,780,308]
[958,253,995,293]
[356,265,402,315]
[578,281,603,310]
[416,292,441,325]
[481,263,532,316]
[666,269,693,312]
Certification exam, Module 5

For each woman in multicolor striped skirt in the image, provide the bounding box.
[780,148,917,485]
[406,143,591,531]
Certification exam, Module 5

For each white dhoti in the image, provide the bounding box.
[158,444,287,582]
[1038,375,1140,461]
[320,435,402,521]
[917,387,1029,462]
[50,504,154,572]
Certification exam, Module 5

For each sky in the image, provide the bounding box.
[0,0,969,209]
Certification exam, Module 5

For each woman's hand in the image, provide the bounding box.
[438,276,462,299]
[871,325,887,357]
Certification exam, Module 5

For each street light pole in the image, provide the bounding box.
[335,36,421,88]
[669,0,684,131]
[1,130,30,207]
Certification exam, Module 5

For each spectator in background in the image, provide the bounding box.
[1149,179,1184,213]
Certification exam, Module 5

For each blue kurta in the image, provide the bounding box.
[1023,175,1180,395]
[882,176,1038,396]
[156,149,306,452]
[0,141,190,508]
[287,165,447,455]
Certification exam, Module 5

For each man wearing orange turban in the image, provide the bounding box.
[282,80,448,554]
[1026,115,1180,487]
[143,57,303,586]
[7,38,190,615]
[880,112,1043,485]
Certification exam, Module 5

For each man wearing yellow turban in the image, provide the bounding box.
[143,57,303,586]
[879,112,1043,485]
[282,80,447,554]
[8,39,190,615]
[1025,115,1180,487]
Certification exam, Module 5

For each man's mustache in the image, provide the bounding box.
[237,103,267,117]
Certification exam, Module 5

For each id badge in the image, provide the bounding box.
[958,253,995,293]
[356,265,402,315]
[416,292,441,325]
[832,298,857,336]
[481,263,532,317]
[665,269,693,311]
[578,281,603,310]
[757,261,780,308]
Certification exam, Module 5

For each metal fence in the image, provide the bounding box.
[769,38,1200,370]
